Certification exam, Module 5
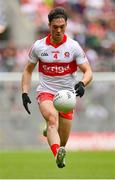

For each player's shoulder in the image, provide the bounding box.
[67,35,80,47]
[29,37,47,57]
[68,34,83,52]
[33,37,46,48]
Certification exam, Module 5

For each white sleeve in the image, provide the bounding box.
[74,42,88,65]
[28,42,39,64]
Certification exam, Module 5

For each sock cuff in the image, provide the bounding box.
[51,144,60,157]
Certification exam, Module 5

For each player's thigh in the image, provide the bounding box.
[39,100,58,122]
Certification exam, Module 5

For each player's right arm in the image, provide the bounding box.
[21,61,37,114]
[21,61,37,94]
[21,40,39,114]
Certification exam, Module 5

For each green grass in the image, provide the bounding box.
[0,150,115,179]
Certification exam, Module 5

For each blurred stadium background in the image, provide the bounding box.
[0,0,115,179]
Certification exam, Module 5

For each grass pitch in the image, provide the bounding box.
[0,150,115,179]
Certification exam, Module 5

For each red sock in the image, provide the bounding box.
[51,144,60,157]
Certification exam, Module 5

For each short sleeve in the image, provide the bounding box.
[28,42,39,64]
[74,42,88,65]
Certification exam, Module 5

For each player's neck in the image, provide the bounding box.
[50,36,63,45]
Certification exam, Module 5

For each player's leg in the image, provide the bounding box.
[58,116,72,147]
[39,100,60,156]
[43,115,72,146]
[56,112,73,167]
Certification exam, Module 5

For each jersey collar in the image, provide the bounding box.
[46,34,67,48]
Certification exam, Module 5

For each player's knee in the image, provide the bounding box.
[47,114,58,129]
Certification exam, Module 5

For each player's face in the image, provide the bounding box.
[49,18,67,43]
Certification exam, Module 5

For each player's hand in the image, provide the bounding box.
[74,81,85,97]
[22,93,31,114]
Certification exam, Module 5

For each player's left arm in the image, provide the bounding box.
[74,41,93,97]
[78,61,93,86]
[75,61,93,97]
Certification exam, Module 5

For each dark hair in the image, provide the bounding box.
[48,7,68,23]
